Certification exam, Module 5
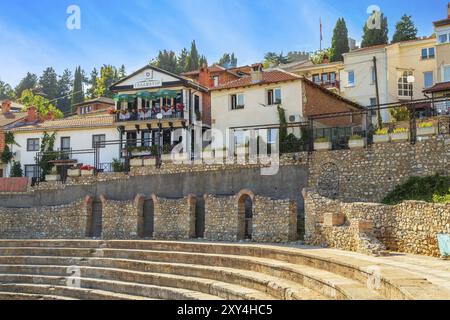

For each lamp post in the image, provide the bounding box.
[156,113,163,167]
[407,75,416,144]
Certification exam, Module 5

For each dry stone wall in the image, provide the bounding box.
[304,189,450,257]
[0,196,92,239]
[204,194,239,241]
[152,194,196,240]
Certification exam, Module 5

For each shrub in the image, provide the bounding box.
[315,137,329,143]
[349,135,363,140]
[393,127,408,134]
[382,175,450,205]
[374,128,388,135]
[389,105,409,122]
[418,122,433,128]
[9,161,23,177]
[112,158,124,172]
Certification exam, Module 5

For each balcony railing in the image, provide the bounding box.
[313,80,340,90]
[115,111,184,122]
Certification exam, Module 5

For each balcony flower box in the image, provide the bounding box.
[81,169,95,176]
[67,168,81,177]
[390,129,409,142]
[417,125,436,136]
[130,158,143,167]
[143,158,156,166]
[348,136,364,149]
[314,138,331,151]
[373,129,389,144]
[46,174,60,182]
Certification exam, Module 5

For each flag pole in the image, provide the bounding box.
[320,17,323,51]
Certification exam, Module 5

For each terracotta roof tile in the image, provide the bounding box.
[211,70,301,90]
[424,81,450,93]
[0,112,28,127]
[11,114,115,132]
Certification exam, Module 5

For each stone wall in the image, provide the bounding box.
[304,189,450,257]
[0,196,92,239]
[308,136,450,203]
[204,194,239,241]
[101,195,143,239]
[152,194,196,240]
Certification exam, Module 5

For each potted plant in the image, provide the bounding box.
[417,121,436,136]
[314,137,332,151]
[46,166,60,181]
[390,127,409,142]
[373,128,389,143]
[67,166,81,177]
[130,157,143,167]
[80,165,95,176]
[348,135,364,149]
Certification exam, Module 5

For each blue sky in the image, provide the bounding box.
[0,0,447,86]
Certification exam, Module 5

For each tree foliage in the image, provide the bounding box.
[330,18,350,62]
[35,131,58,180]
[0,80,15,100]
[392,15,418,43]
[56,69,72,116]
[361,12,389,47]
[151,50,178,73]
[217,53,238,69]
[39,67,58,102]
[9,161,23,177]
[71,66,84,112]
[310,48,334,65]
[19,89,63,119]
[186,40,200,72]
[94,65,119,99]
[263,52,290,68]
[15,72,38,98]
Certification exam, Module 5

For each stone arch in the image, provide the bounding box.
[236,189,255,240]
[86,195,104,238]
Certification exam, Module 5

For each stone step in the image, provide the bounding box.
[0,274,221,300]
[0,265,275,300]
[0,291,77,300]
[0,247,381,300]
[0,256,324,300]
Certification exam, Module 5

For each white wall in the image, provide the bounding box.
[10,127,120,176]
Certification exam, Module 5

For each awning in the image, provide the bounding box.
[135,91,157,100]
[114,94,136,102]
[155,89,179,99]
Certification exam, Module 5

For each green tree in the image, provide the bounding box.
[151,50,178,73]
[35,131,58,180]
[392,15,418,43]
[177,48,189,73]
[9,161,23,177]
[330,18,350,62]
[217,53,238,68]
[38,67,58,101]
[263,52,289,68]
[86,68,98,99]
[94,65,118,98]
[0,80,15,100]
[118,64,127,79]
[361,12,389,47]
[310,48,334,64]
[15,72,38,97]
[186,40,200,71]
[19,89,64,119]
[56,69,72,116]
[199,55,208,68]
[71,66,84,112]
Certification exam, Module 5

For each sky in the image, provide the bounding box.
[0,0,447,86]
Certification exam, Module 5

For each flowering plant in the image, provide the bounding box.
[80,165,95,171]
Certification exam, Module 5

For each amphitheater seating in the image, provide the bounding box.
[0,240,445,300]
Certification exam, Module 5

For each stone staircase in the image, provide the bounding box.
[0,240,444,300]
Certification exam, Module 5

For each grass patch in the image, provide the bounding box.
[382,174,450,205]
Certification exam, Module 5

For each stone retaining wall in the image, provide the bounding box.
[0,196,92,239]
[304,189,450,257]
[204,194,239,241]
[152,194,196,240]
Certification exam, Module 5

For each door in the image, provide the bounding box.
[142,199,154,238]
[91,198,103,238]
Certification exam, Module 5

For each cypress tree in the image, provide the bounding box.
[361,12,389,48]
[330,18,350,62]
[392,15,418,43]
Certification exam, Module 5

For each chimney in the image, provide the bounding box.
[46,111,55,121]
[1,100,11,114]
[198,63,211,88]
[250,63,263,83]
[323,54,329,64]
[26,106,38,122]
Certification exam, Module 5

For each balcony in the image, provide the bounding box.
[312,80,340,91]
[113,109,186,129]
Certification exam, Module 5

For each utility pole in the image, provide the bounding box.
[372,56,382,129]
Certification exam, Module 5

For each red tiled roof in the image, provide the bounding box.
[211,70,301,91]
[0,112,28,127]
[424,81,450,93]
[434,18,450,27]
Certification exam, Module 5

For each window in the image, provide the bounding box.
[267,88,281,105]
[424,72,434,88]
[231,93,244,110]
[348,71,355,86]
[329,72,336,83]
[370,98,378,116]
[371,67,376,84]
[61,137,70,151]
[444,66,450,82]
[212,76,219,87]
[439,33,448,44]
[24,165,38,178]
[27,138,39,152]
[92,134,106,148]
[398,70,413,97]
[421,48,435,59]
[142,131,152,147]
[321,73,329,83]
[312,74,320,83]
[267,128,278,144]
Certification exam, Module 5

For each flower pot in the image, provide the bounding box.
[46,174,60,182]
[373,134,390,144]
[348,139,364,149]
[417,126,436,136]
[81,169,95,176]
[314,141,332,151]
[143,158,156,166]
[67,168,81,177]
[390,132,409,142]
[130,158,143,167]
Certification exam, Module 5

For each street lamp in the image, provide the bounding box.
[407,75,415,101]
[156,113,163,167]
[407,75,416,144]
